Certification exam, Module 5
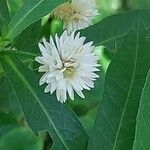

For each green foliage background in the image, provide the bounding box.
[0,0,150,150]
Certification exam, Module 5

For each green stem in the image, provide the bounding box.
[121,0,129,10]
[14,51,37,58]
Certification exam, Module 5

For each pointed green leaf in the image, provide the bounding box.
[0,54,88,150]
[6,0,65,40]
[133,69,150,150]
[88,21,150,150]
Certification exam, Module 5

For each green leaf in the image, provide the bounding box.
[0,54,88,150]
[9,90,22,118]
[0,128,43,150]
[87,21,150,150]
[133,69,150,150]
[81,10,150,51]
[13,21,41,54]
[6,0,66,40]
[0,76,22,116]
[0,0,10,22]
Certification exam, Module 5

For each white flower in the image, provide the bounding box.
[54,0,99,33]
[35,31,100,103]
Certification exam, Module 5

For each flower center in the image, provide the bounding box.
[54,3,80,21]
[64,67,76,78]
[56,58,78,78]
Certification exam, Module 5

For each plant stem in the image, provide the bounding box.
[0,49,37,59]
[121,0,130,10]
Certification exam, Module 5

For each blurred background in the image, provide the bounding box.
[0,0,150,149]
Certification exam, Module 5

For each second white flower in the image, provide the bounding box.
[54,0,99,33]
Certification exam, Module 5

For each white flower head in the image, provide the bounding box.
[36,31,100,103]
[54,0,99,34]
